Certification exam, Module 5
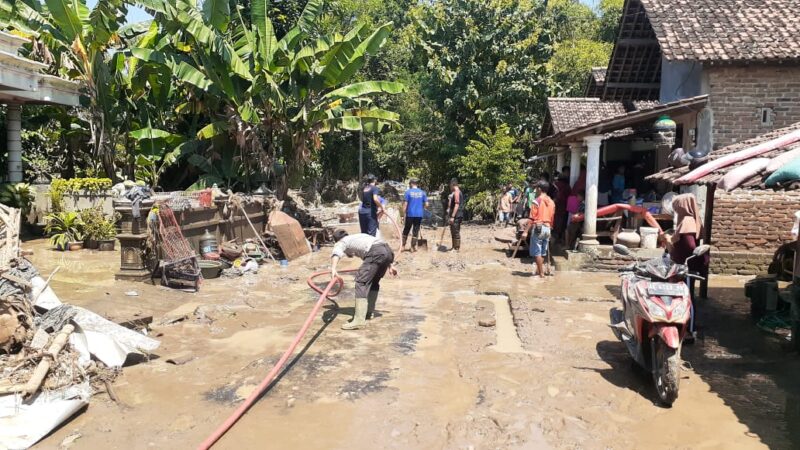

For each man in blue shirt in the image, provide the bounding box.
[402,178,429,251]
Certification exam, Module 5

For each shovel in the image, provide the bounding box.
[436,224,449,251]
[416,229,429,251]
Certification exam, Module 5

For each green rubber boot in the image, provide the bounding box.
[342,297,368,330]
[366,290,379,320]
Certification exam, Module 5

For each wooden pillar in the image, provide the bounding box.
[700,184,716,299]
[569,142,582,187]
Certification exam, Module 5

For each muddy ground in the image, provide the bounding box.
[27,224,800,449]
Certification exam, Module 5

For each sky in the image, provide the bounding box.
[86,0,152,24]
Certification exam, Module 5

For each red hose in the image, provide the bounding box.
[570,203,664,233]
[198,270,352,449]
[198,208,404,449]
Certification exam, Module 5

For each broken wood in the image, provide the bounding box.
[0,324,75,397]
[1,272,31,289]
[0,204,21,268]
[32,266,60,304]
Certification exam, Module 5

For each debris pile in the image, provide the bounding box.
[0,206,159,449]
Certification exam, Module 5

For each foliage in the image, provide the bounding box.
[410,0,548,143]
[547,39,613,96]
[597,0,624,42]
[2,0,135,179]
[0,0,620,195]
[45,211,84,248]
[466,191,498,220]
[0,183,34,217]
[49,177,113,212]
[132,0,404,193]
[79,207,118,240]
[457,125,525,216]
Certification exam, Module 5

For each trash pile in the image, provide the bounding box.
[0,207,159,448]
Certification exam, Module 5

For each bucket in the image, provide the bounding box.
[640,226,659,249]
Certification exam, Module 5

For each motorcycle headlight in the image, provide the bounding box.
[645,298,667,319]
[671,300,688,320]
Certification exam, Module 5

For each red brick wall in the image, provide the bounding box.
[707,66,800,148]
[709,189,800,274]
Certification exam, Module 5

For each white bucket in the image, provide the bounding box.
[640,226,659,249]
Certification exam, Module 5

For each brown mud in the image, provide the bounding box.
[24,224,800,449]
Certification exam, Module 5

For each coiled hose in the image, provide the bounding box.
[198,210,403,449]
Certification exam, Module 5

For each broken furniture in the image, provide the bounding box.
[155,204,201,291]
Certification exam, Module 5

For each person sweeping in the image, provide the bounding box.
[330,229,397,330]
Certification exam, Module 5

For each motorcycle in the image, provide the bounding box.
[609,243,710,406]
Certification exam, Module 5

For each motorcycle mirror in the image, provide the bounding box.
[613,244,631,256]
[693,244,711,256]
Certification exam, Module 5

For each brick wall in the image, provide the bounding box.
[710,189,800,274]
[707,66,800,147]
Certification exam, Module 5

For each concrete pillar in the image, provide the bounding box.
[569,142,582,187]
[581,135,603,245]
[556,150,566,175]
[6,104,22,182]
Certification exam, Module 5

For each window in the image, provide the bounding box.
[759,107,774,126]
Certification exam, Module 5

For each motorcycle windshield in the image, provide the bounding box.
[639,257,685,281]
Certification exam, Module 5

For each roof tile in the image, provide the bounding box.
[641,0,800,62]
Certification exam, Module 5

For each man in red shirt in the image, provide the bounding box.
[522,181,555,278]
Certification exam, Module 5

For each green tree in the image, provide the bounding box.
[2,0,135,180]
[547,38,612,96]
[457,125,525,217]
[597,0,624,42]
[134,0,404,193]
[410,0,548,144]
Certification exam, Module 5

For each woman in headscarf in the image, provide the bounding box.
[666,193,710,342]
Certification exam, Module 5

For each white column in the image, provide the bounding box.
[6,104,22,182]
[569,142,582,187]
[581,135,604,245]
[556,150,566,175]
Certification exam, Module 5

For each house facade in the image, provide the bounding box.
[536,0,800,253]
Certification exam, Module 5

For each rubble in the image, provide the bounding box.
[0,205,160,448]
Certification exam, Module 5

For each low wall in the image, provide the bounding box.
[30,183,115,224]
[709,251,772,276]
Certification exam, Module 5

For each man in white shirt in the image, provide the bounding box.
[331,229,397,330]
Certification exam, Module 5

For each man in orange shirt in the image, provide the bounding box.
[522,180,555,278]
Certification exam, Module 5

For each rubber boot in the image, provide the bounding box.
[402,235,408,251]
[366,290,379,320]
[342,297,368,330]
[411,237,418,252]
[453,239,461,252]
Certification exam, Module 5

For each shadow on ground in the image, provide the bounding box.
[684,286,800,449]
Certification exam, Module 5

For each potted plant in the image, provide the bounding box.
[97,217,118,251]
[79,207,118,251]
[68,230,85,251]
[45,211,83,251]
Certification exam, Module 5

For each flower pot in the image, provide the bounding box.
[98,239,116,251]
[68,241,84,251]
[54,242,68,251]
[617,228,641,248]
[84,239,99,250]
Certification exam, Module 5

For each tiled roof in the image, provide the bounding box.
[537,95,708,146]
[641,0,800,62]
[648,121,800,189]
[591,67,606,84]
[546,98,658,134]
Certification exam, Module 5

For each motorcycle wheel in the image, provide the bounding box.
[653,340,680,406]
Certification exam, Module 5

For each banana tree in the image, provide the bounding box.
[1,0,135,180]
[134,0,404,193]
